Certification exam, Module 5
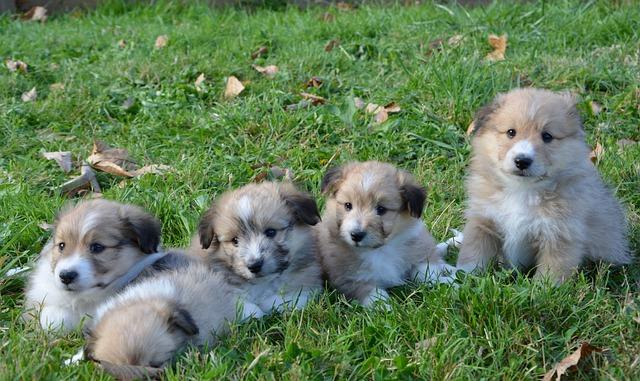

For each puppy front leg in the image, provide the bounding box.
[456,217,502,273]
[39,306,78,333]
[411,261,457,284]
[534,238,583,285]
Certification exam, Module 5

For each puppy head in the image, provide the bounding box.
[198,182,320,279]
[321,161,426,249]
[85,297,198,370]
[470,88,589,182]
[47,199,161,292]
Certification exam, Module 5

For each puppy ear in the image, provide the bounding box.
[198,205,219,250]
[122,206,161,254]
[469,96,502,136]
[320,165,344,195]
[168,308,199,336]
[281,186,321,226]
[397,170,426,218]
[560,91,584,129]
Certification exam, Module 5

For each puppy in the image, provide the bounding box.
[457,88,631,284]
[84,262,262,377]
[317,161,456,307]
[192,181,323,314]
[24,199,186,333]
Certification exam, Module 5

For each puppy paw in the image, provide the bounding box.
[434,229,464,256]
[361,288,390,309]
[413,263,458,285]
[63,348,84,366]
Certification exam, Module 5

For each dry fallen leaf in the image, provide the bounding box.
[155,35,169,49]
[251,46,268,60]
[43,151,73,173]
[6,59,28,73]
[466,120,476,136]
[543,343,603,381]
[130,164,173,177]
[60,163,102,196]
[384,102,401,113]
[324,39,340,52]
[195,73,206,92]
[321,12,335,22]
[354,97,365,109]
[365,103,382,114]
[448,34,464,46]
[336,2,354,10]
[117,39,127,48]
[23,6,47,22]
[252,64,279,78]
[374,108,388,124]
[415,337,437,351]
[486,34,508,62]
[590,101,603,115]
[87,140,138,177]
[300,92,326,105]
[21,87,37,102]
[306,76,323,88]
[49,83,65,92]
[426,38,445,55]
[224,76,245,99]
[589,142,603,163]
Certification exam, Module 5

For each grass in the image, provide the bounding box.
[1,0,639,379]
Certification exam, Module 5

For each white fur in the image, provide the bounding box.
[95,277,177,321]
[361,172,376,191]
[237,196,253,223]
[505,140,535,164]
[53,254,94,291]
[79,211,100,237]
[361,288,390,308]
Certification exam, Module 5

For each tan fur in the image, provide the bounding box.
[24,199,164,332]
[190,181,323,313]
[457,88,631,284]
[85,262,255,369]
[317,161,455,306]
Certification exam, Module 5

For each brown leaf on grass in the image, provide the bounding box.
[60,163,102,196]
[130,164,173,177]
[6,59,28,73]
[590,101,603,115]
[415,337,437,351]
[543,343,604,381]
[117,39,127,48]
[251,46,268,59]
[365,103,382,114]
[324,39,340,52]
[21,87,37,102]
[617,139,637,150]
[195,73,206,92]
[154,35,169,49]
[353,97,365,109]
[49,83,65,92]
[384,102,401,113]
[252,64,279,78]
[22,6,47,22]
[87,140,138,177]
[374,108,389,124]
[448,34,464,46]
[301,92,326,105]
[43,151,73,173]
[224,76,245,99]
[589,142,603,163]
[486,34,507,62]
[321,12,335,22]
[305,76,323,88]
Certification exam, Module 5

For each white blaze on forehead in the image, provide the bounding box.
[80,211,102,237]
[245,238,262,262]
[237,195,253,222]
[509,140,535,158]
[361,172,376,191]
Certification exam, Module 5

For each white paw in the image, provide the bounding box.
[413,262,458,284]
[361,288,390,309]
[63,348,84,366]
[434,229,464,257]
[240,301,265,320]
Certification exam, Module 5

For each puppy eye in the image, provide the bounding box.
[264,228,277,238]
[231,237,239,246]
[344,202,352,211]
[506,129,516,138]
[375,205,387,216]
[89,243,105,254]
[57,242,65,252]
[541,132,553,143]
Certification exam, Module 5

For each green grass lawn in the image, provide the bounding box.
[1,1,639,379]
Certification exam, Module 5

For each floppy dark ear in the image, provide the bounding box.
[197,205,219,250]
[469,97,501,136]
[320,165,344,195]
[168,308,199,336]
[281,186,321,226]
[397,171,426,218]
[122,206,161,254]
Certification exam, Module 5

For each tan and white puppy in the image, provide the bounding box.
[24,199,171,333]
[192,181,323,314]
[317,161,456,307]
[84,262,262,377]
[457,88,631,283]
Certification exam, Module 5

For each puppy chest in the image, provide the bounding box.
[354,249,407,288]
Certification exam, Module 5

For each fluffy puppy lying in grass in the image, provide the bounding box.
[457,88,631,284]
[317,161,456,307]
[23,199,190,333]
[84,262,261,379]
[192,181,323,314]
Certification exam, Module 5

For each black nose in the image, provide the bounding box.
[59,270,78,285]
[514,156,533,170]
[247,259,263,274]
[350,231,367,243]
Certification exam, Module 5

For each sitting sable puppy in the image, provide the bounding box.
[84,262,262,379]
[192,181,323,314]
[317,161,456,307]
[24,199,191,333]
[457,88,631,283]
